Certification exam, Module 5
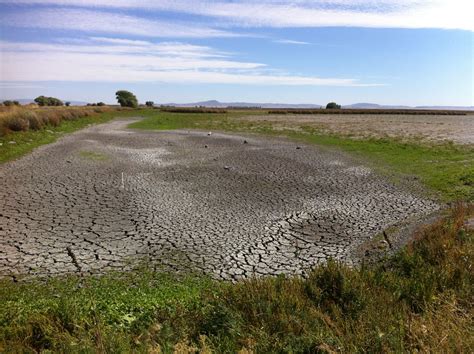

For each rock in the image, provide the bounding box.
[207,132,212,136]
[296,146,301,150]
[224,166,231,170]
[243,140,248,144]
[204,145,208,148]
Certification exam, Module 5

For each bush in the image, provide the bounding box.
[3,100,20,107]
[116,90,138,108]
[23,111,43,130]
[326,102,341,109]
[34,96,63,107]
[5,116,30,131]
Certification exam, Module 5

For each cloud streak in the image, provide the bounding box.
[1,0,472,31]
[0,40,381,86]
[0,8,238,38]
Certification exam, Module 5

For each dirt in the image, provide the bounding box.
[0,118,439,280]
[238,113,474,144]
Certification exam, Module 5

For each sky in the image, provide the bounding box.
[0,0,473,106]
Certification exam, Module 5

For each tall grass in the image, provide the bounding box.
[0,106,120,136]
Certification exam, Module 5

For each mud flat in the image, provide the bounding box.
[0,118,439,280]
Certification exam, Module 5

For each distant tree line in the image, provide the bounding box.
[87,102,106,107]
[1,100,21,106]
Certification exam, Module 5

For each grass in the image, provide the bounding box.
[0,108,472,351]
[0,205,472,352]
[130,110,474,202]
[0,107,138,164]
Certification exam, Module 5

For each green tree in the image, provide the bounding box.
[65,102,71,107]
[3,100,15,107]
[116,90,138,108]
[34,96,63,106]
[326,102,341,109]
[145,101,154,107]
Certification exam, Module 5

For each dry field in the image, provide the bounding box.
[237,113,474,144]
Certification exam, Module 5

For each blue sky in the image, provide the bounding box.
[0,0,472,106]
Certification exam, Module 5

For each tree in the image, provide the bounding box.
[145,101,154,107]
[34,96,63,106]
[97,102,106,106]
[3,100,14,107]
[326,102,341,109]
[116,90,138,108]
[65,102,71,107]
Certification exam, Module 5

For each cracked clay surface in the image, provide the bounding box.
[0,118,439,280]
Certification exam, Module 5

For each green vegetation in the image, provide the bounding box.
[129,110,474,201]
[2,100,20,107]
[34,96,64,107]
[116,90,138,108]
[79,150,109,161]
[326,102,341,109]
[1,205,472,352]
[0,109,127,163]
[0,108,472,351]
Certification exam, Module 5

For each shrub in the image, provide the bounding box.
[34,96,63,107]
[3,100,20,107]
[116,90,138,108]
[23,111,43,130]
[326,102,341,109]
[5,116,30,131]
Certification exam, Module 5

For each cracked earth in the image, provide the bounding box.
[0,118,439,280]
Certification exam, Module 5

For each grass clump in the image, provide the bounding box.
[1,205,472,352]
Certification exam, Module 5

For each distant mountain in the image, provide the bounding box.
[344,103,474,110]
[165,100,323,109]
[164,100,473,110]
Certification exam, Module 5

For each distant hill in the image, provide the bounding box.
[165,100,323,109]
[164,100,473,110]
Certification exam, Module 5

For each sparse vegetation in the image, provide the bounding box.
[1,108,472,352]
[0,205,471,352]
[0,106,128,163]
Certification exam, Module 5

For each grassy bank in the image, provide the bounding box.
[0,107,135,163]
[1,205,472,352]
[129,110,474,202]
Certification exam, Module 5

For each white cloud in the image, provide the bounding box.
[0,40,381,86]
[1,0,472,31]
[274,39,310,45]
[0,8,238,38]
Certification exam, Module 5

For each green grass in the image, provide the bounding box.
[1,109,472,351]
[1,205,472,352]
[79,150,109,161]
[0,112,120,164]
[130,111,474,201]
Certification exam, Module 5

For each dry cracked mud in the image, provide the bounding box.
[0,118,440,280]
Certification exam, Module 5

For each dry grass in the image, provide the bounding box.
[0,106,121,136]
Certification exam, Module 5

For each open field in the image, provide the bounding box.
[0,108,472,351]
[0,118,438,280]
[238,112,474,144]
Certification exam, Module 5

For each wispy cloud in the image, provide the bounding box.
[0,8,238,38]
[274,39,311,45]
[1,0,472,31]
[0,40,381,86]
